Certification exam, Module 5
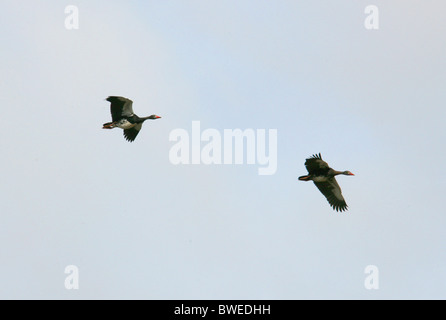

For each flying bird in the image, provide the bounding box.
[103,96,161,142]
[298,153,354,212]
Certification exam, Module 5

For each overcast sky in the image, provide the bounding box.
[1,0,445,299]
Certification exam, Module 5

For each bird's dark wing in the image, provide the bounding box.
[123,123,142,142]
[106,96,134,121]
[305,153,329,175]
[313,177,348,212]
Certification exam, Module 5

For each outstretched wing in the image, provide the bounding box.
[313,177,348,212]
[123,123,142,142]
[305,153,329,175]
[106,96,134,121]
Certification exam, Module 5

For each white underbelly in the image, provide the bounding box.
[117,120,135,129]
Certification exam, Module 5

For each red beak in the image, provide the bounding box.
[156,116,161,119]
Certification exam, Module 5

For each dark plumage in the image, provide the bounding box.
[298,153,354,212]
[102,96,161,142]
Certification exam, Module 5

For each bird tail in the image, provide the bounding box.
[298,175,311,181]
[103,122,116,129]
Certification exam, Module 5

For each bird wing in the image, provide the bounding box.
[305,153,329,175]
[123,123,142,142]
[313,177,348,212]
[106,96,134,121]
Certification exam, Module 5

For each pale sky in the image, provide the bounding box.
[1,0,445,299]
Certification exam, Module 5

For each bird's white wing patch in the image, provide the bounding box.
[331,184,344,201]
[121,98,134,117]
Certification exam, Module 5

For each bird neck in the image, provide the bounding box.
[134,116,153,123]
[141,116,156,121]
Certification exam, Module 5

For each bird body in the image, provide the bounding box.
[105,118,135,130]
[299,153,354,212]
[103,96,161,142]
[311,175,330,183]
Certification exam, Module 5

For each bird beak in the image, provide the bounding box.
[156,116,161,119]
[349,173,355,176]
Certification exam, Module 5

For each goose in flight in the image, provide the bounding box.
[103,96,161,142]
[299,153,354,212]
